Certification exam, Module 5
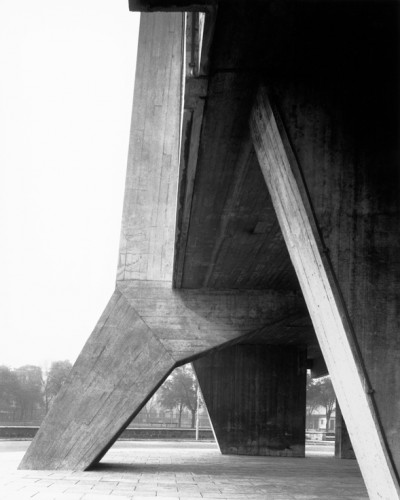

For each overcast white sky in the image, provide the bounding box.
[0,0,140,369]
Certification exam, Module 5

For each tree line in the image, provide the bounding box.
[0,360,335,431]
[0,361,203,428]
[157,365,202,427]
[0,361,72,423]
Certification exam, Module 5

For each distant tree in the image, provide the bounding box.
[43,360,72,412]
[184,378,200,429]
[316,377,336,432]
[14,365,43,421]
[159,365,200,428]
[306,372,322,416]
[142,394,159,423]
[0,366,20,420]
[132,393,159,425]
[307,374,336,431]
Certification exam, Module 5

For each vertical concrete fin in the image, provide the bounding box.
[250,87,400,500]
[117,12,184,283]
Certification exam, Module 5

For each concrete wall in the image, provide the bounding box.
[194,344,307,457]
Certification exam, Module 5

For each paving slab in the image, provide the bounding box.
[0,441,367,499]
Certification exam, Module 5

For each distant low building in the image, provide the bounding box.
[306,405,336,440]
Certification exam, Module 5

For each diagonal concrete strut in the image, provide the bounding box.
[250,86,400,500]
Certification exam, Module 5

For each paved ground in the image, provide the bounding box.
[0,441,368,500]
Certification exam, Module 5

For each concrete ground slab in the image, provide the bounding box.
[0,441,367,499]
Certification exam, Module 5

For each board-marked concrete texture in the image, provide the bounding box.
[194,344,306,457]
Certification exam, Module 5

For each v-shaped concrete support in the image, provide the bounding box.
[20,281,302,470]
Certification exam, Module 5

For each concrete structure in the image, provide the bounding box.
[194,345,306,457]
[19,2,400,499]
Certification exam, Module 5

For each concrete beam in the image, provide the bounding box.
[174,79,208,288]
[309,356,328,379]
[118,281,304,364]
[129,0,214,12]
[250,87,400,499]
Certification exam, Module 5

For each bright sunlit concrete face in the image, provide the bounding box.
[0,0,139,368]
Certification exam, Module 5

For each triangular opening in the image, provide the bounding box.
[126,363,214,441]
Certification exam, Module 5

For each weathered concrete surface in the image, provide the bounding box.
[252,5,400,495]
[251,88,399,499]
[194,344,306,457]
[117,12,183,282]
[274,76,400,475]
[118,280,305,363]
[18,289,177,470]
[255,6,400,483]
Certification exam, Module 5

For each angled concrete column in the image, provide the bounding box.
[19,289,176,470]
[193,344,307,457]
[250,88,400,499]
[335,404,355,460]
